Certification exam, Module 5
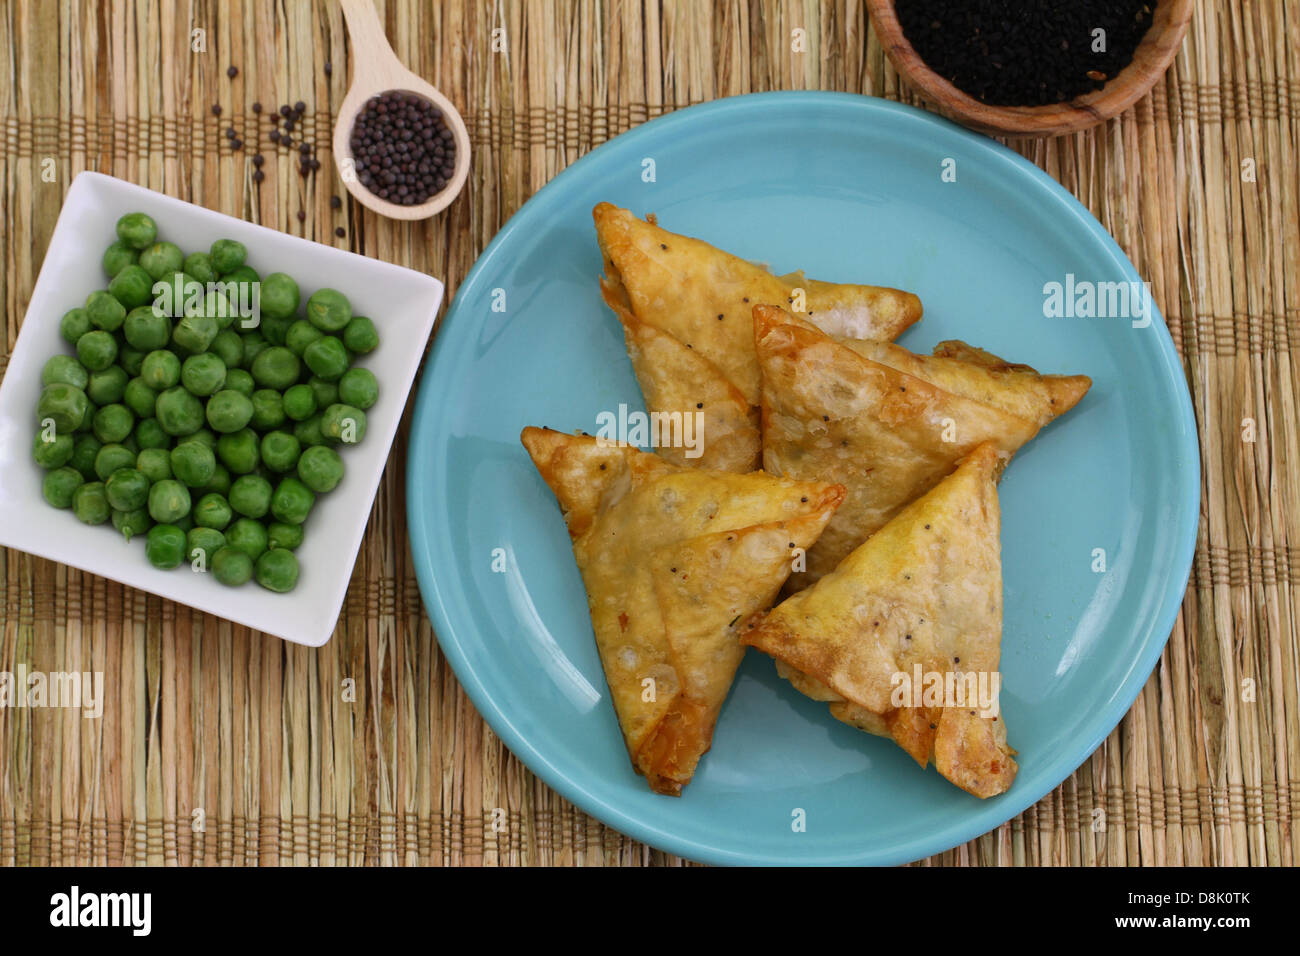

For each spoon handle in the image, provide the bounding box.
[338,0,403,79]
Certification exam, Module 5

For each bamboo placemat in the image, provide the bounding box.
[0,0,1295,867]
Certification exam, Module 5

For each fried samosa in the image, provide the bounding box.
[521,426,846,795]
[743,443,1016,798]
[594,202,923,472]
[771,310,1091,430]
[754,304,1089,587]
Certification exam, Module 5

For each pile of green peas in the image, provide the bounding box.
[35,211,381,593]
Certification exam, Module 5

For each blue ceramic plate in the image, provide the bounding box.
[407,92,1199,866]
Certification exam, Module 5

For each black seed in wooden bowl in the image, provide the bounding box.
[894,0,1156,106]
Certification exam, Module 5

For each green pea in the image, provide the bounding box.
[342,316,379,355]
[292,413,328,448]
[109,264,154,309]
[76,330,118,372]
[321,404,367,444]
[119,347,146,377]
[69,435,103,480]
[306,288,352,332]
[123,305,172,350]
[187,527,226,567]
[255,548,300,593]
[135,447,172,483]
[60,308,93,345]
[138,241,184,280]
[210,238,247,275]
[302,336,349,381]
[307,376,338,409]
[93,443,136,482]
[239,330,269,370]
[135,418,170,450]
[186,427,218,450]
[267,522,304,551]
[155,386,204,437]
[297,445,344,493]
[206,389,254,433]
[92,404,134,444]
[223,368,255,397]
[105,467,150,511]
[210,329,243,369]
[260,430,301,473]
[112,507,153,542]
[33,430,74,469]
[193,492,233,530]
[224,264,259,286]
[216,428,260,475]
[250,389,285,431]
[211,545,254,586]
[123,377,158,418]
[72,481,111,525]
[38,383,89,432]
[85,291,126,332]
[337,367,377,410]
[43,467,85,509]
[225,518,268,561]
[120,434,141,454]
[181,353,227,396]
[270,476,315,525]
[141,350,182,390]
[170,441,217,488]
[144,523,186,569]
[86,365,129,406]
[250,346,300,390]
[281,384,316,421]
[285,320,323,357]
[172,312,219,354]
[42,355,88,390]
[183,252,216,283]
[259,273,300,320]
[148,479,191,523]
[260,314,292,347]
[102,240,139,278]
[228,475,273,519]
[193,289,236,331]
[203,463,232,497]
[116,212,157,250]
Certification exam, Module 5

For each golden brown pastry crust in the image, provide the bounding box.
[594,202,922,472]
[521,426,845,795]
[852,339,1091,429]
[601,280,761,473]
[743,444,1016,798]
[754,304,1049,588]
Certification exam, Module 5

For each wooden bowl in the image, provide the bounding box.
[865,0,1193,137]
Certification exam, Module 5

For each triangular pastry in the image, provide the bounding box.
[754,304,1088,587]
[521,426,846,795]
[775,309,1091,431]
[743,443,1016,798]
[836,337,1090,430]
[595,202,923,471]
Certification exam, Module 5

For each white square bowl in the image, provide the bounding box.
[0,172,444,646]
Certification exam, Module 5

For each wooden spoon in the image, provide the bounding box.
[332,0,470,219]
